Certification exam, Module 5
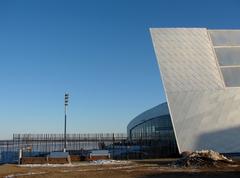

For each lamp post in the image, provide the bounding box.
[64,93,69,152]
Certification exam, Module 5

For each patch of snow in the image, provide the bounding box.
[19,163,74,167]
[5,172,46,178]
[90,160,129,165]
[18,160,130,167]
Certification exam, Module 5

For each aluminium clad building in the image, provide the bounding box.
[127,28,240,155]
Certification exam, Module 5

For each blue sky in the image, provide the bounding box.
[0,0,239,139]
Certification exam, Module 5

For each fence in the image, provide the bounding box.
[1,133,128,163]
[0,140,17,163]
[0,133,179,163]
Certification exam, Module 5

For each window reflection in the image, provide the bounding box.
[129,115,178,157]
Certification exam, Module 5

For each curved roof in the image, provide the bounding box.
[127,102,169,132]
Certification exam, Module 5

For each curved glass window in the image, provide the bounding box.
[129,115,178,157]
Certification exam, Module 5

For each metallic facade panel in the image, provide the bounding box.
[150,28,224,92]
[150,28,240,153]
[209,30,240,46]
[215,47,240,66]
[221,67,240,87]
[167,89,240,153]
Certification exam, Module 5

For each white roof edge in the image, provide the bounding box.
[149,28,240,32]
[127,102,169,131]
[150,27,207,30]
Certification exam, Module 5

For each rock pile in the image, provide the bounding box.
[173,150,233,167]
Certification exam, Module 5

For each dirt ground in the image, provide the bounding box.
[1,159,240,178]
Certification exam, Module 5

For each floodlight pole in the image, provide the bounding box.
[64,103,67,152]
[64,93,69,152]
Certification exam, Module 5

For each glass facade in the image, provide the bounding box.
[209,30,240,46]
[209,30,240,87]
[215,48,240,66]
[129,115,178,157]
[221,67,240,87]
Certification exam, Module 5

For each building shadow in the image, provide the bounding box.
[195,126,240,154]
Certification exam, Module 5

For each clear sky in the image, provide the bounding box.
[0,0,239,139]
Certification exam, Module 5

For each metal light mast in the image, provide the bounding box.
[64,93,69,152]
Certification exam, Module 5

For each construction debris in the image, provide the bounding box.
[173,150,234,167]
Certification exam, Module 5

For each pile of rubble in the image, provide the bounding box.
[172,150,234,168]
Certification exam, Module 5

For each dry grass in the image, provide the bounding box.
[1,159,240,178]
